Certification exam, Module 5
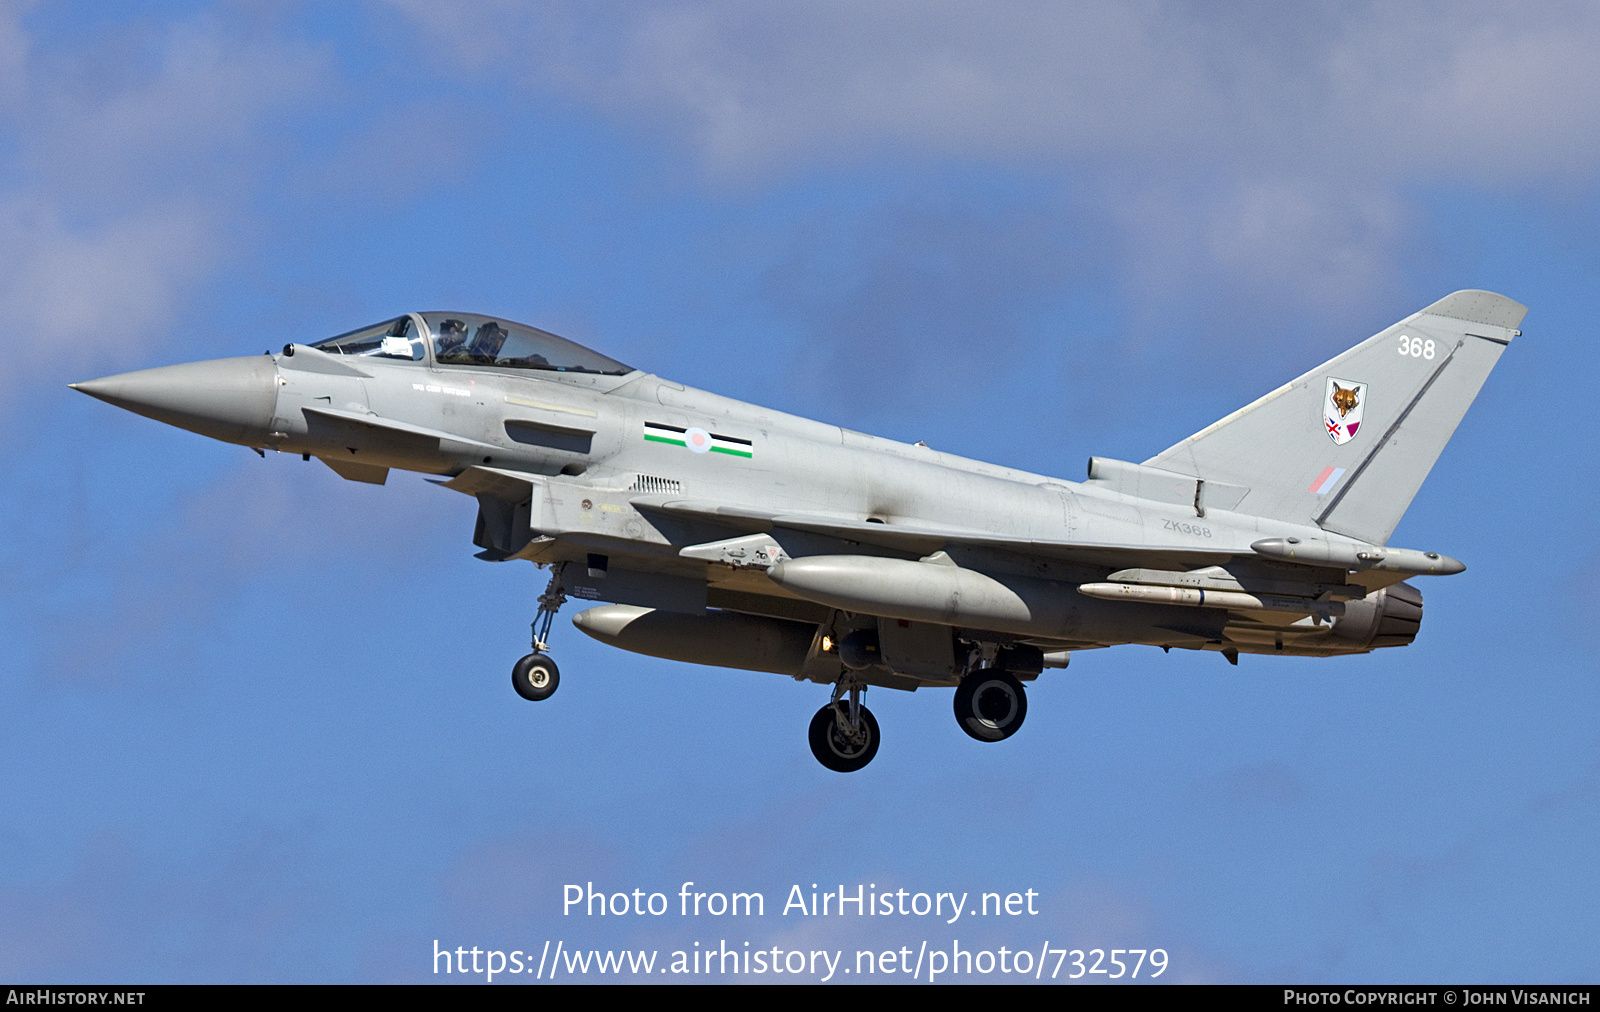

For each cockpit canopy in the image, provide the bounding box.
[310,313,633,376]
[312,315,426,361]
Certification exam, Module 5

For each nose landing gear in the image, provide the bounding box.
[808,678,879,772]
[512,564,567,702]
[512,652,560,700]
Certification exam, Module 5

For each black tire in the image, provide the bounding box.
[511,653,560,701]
[808,703,880,772]
[953,668,1027,742]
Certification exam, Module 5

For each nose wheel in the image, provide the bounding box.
[953,668,1027,742]
[512,652,560,701]
[808,679,879,772]
[513,564,566,702]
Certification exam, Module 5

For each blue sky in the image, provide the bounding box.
[2,1,1598,983]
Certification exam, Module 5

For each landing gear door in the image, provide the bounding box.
[876,618,958,683]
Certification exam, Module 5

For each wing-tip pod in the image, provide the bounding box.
[1251,538,1464,576]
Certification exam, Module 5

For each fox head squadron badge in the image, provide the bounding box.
[1324,377,1366,445]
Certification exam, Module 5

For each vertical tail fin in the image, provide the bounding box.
[1146,290,1525,545]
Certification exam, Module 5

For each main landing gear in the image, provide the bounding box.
[804,654,1033,771]
[953,668,1028,742]
[512,564,566,702]
[808,678,879,773]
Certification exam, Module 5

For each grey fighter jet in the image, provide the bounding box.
[72,292,1523,771]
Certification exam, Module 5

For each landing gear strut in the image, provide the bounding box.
[953,668,1027,742]
[808,679,879,772]
[513,564,566,702]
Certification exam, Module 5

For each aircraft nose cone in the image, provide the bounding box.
[72,356,279,446]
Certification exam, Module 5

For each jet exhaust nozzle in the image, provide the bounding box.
[1328,581,1424,650]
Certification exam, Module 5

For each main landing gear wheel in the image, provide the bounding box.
[512,652,560,701]
[808,703,880,773]
[953,668,1027,742]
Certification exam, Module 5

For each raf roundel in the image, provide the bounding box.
[685,427,712,453]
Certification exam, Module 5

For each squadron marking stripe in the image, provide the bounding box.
[644,422,752,458]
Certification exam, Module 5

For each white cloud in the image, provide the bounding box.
[389,1,1600,322]
[510,2,1600,185]
[0,198,215,385]
[0,10,331,391]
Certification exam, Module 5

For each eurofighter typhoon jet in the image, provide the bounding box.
[73,291,1523,771]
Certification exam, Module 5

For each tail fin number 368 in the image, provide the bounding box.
[1399,335,1435,359]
